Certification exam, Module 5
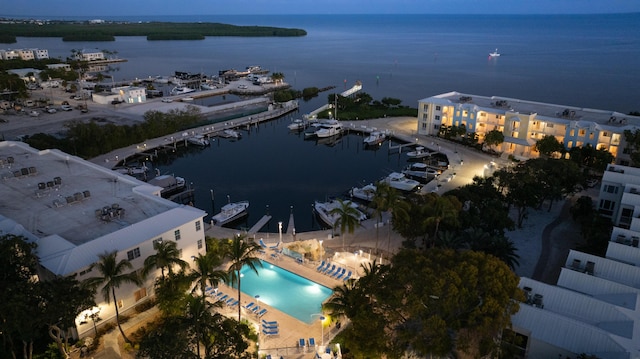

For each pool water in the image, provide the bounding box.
[239,261,333,324]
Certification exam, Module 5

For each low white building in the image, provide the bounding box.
[113,85,147,103]
[0,48,49,60]
[76,50,105,62]
[0,141,207,338]
[1,49,20,60]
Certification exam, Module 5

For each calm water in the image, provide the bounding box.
[11,14,640,230]
[239,261,332,324]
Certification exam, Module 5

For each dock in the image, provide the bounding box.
[248,215,272,234]
[304,82,362,120]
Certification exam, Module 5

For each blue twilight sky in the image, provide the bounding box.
[2,0,640,17]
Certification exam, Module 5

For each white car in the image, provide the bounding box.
[60,105,73,111]
[28,110,40,117]
[161,98,173,103]
[45,107,57,114]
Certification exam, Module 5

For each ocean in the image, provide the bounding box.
[9,13,640,231]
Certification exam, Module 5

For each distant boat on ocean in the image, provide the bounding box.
[489,48,500,57]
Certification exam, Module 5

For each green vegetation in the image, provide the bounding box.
[0,21,307,43]
[319,92,417,120]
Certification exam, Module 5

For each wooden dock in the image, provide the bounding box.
[248,215,272,234]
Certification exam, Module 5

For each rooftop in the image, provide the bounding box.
[0,141,205,275]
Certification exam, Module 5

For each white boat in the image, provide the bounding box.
[406,146,431,159]
[287,119,305,131]
[489,48,500,57]
[148,174,186,198]
[402,163,439,183]
[381,172,421,192]
[303,122,323,138]
[363,131,386,146]
[314,120,343,138]
[314,199,367,227]
[222,129,241,139]
[170,86,196,95]
[212,200,249,226]
[349,183,377,202]
[200,83,217,90]
[181,97,194,102]
[154,76,170,84]
[187,135,210,147]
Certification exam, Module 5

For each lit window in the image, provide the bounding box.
[134,288,147,302]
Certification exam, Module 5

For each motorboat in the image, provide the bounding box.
[489,48,500,57]
[303,122,323,138]
[406,146,431,159]
[154,76,170,84]
[287,119,305,131]
[148,174,186,198]
[380,172,421,192]
[170,86,195,95]
[363,131,387,146]
[200,83,217,90]
[181,97,194,102]
[349,183,377,202]
[315,120,343,138]
[314,199,367,228]
[186,135,210,147]
[212,200,249,226]
[402,163,439,183]
[222,129,241,139]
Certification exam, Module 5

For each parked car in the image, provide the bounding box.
[45,107,57,114]
[60,105,73,111]
[28,110,40,117]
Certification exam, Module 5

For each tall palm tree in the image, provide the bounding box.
[190,252,228,303]
[371,182,401,256]
[329,199,362,251]
[85,251,142,344]
[224,234,262,321]
[423,194,459,248]
[143,240,188,280]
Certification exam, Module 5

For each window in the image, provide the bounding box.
[570,129,575,136]
[599,199,615,216]
[470,114,474,119]
[134,288,147,302]
[604,185,618,194]
[198,239,203,249]
[496,115,500,119]
[547,123,553,128]
[174,229,181,241]
[435,105,441,111]
[434,115,440,121]
[117,300,124,309]
[579,129,586,136]
[422,122,427,130]
[423,104,429,111]
[456,111,460,116]
[603,131,609,137]
[127,247,141,261]
[195,220,201,231]
[433,125,439,130]
[152,238,163,249]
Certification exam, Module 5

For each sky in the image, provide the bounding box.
[2,0,640,17]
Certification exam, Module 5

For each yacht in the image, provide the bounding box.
[314,120,343,138]
[314,199,367,228]
[170,86,195,96]
[406,146,431,159]
[489,48,500,57]
[212,200,249,226]
[381,172,421,192]
[349,183,377,202]
[186,135,210,147]
[287,119,306,131]
[402,163,439,183]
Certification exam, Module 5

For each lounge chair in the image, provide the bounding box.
[324,264,336,275]
[343,271,352,281]
[262,319,278,325]
[218,294,228,302]
[227,299,239,307]
[262,322,278,330]
[256,308,268,317]
[298,338,305,348]
[269,240,281,249]
[259,238,268,248]
[243,302,255,310]
[335,268,346,280]
[225,297,237,306]
[214,291,224,298]
[251,305,261,314]
[333,268,346,278]
[308,337,316,347]
[316,260,327,271]
[262,328,279,336]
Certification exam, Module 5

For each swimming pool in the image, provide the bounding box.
[239,261,333,324]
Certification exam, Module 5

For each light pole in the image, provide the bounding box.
[278,221,283,242]
[310,313,326,346]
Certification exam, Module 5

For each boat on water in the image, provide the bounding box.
[314,199,367,228]
[315,120,343,138]
[380,172,422,192]
[154,76,170,84]
[170,86,196,96]
[402,163,439,183]
[212,200,250,226]
[363,131,387,146]
[287,119,306,131]
[187,135,210,147]
[222,129,241,139]
[406,146,431,159]
[303,122,323,138]
[489,48,500,57]
[148,174,186,198]
[181,97,194,102]
[200,83,217,90]
[349,183,377,202]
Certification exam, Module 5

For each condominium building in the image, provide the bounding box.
[75,50,105,62]
[0,141,207,338]
[0,48,49,60]
[418,91,640,164]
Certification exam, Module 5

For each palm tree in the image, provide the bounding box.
[190,252,228,303]
[224,234,262,321]
[85,251,142,344]
[329,199,363,251]
[371,182,401,256]
[322,279,359,325]
[423,194,459,248]
[143,240,188,280]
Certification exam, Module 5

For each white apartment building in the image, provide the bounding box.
[33,48,49,60]
[1,49,20,60]
[0,48,49,60]
[113,85,147,104]
[418,91,640,164]
[0,141,207,338]
[76,50,105,62]
[510,164,640,358]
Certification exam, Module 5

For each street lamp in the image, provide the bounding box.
[311,313,326,346]
[278,221,283,242]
